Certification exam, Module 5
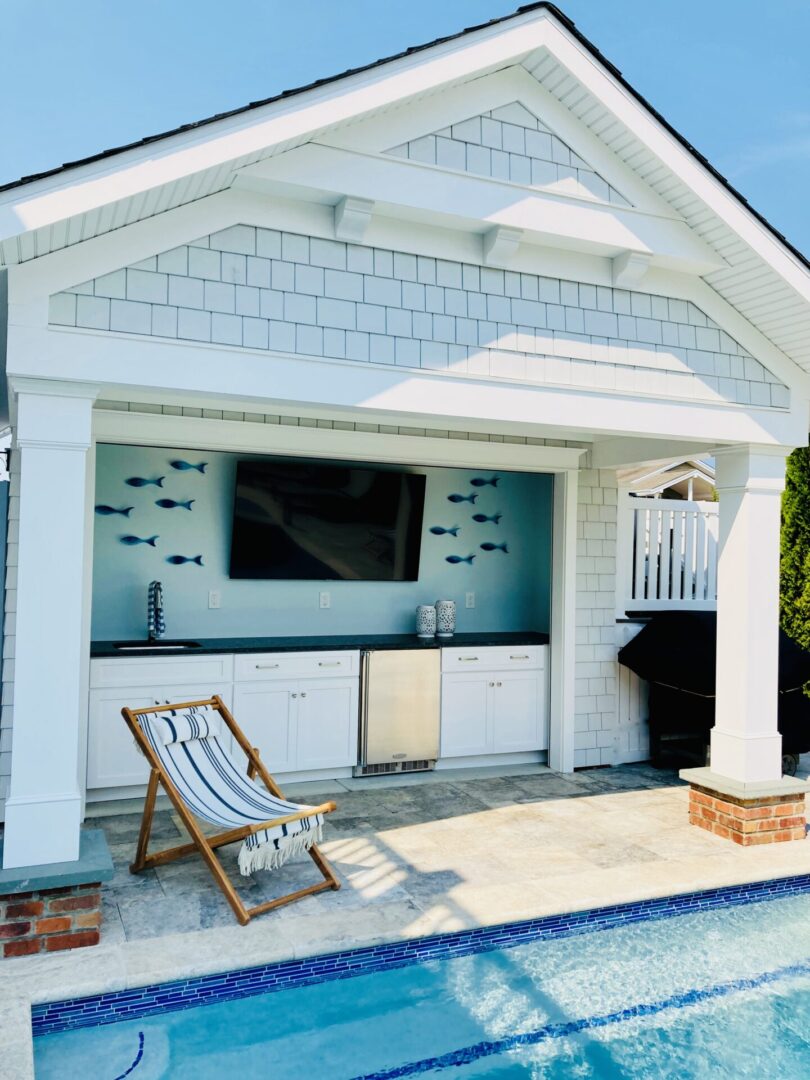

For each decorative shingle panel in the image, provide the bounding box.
[386,101,631,207]
[50,225,789,408]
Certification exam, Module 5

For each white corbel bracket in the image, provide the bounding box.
[611,251,652,289]
[334,196,374,243]
[482,225,523,267]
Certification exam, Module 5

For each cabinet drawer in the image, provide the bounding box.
[441,645,544,673]
[233,650,359,682]
[90,653,234,689]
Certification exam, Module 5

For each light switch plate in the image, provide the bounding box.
[208,590,221,609]
[466,591,475,609]
[319,591,331,609]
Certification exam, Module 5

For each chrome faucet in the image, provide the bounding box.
[148,580,165,641]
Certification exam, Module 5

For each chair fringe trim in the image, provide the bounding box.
[238,825,324,876]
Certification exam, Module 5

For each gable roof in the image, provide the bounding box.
[2,3,810,378]
[1,2,805,275]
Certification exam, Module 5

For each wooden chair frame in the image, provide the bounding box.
[121,694,340,925]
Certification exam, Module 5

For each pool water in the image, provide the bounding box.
[34,892,810,1078]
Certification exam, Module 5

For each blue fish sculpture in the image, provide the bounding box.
[120,535,159,547]
[95,505,134,517]
[155,499,195,510]
[429,526,460,536]
[472,513,502,525]
[166,555,204,566]
[448,493,478,504]
[480,542,509,553]
[126,476,165,488]
[470,476,499,487]
[446,554,475,565]
[170,460,207,474]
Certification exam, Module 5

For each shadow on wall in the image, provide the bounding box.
[91,444,553,641]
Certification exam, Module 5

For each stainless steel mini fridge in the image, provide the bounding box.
[355,649,441,776]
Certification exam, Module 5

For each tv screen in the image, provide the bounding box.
[229,458,426,581]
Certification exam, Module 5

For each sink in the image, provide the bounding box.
[113,640,202,652]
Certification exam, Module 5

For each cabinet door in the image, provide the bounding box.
[440,672,490,758]
[295,678,359,771]
[87,683,233,790]
[489,671,543,753]
[232,681,297,774]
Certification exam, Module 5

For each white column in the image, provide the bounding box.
[2,380,98,868]
[710,445,790,785]
[549,468,578,773]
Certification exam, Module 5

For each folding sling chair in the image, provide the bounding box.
[121,694,340,925]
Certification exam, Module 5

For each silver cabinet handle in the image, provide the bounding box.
[509,655,530,660]
[255,663,280,669]
[318,661,342,667]
[300,692,307,698]
[459,656,479,662]
[291,692,298,698]
[489,681,495,687]
[496,681,502,687]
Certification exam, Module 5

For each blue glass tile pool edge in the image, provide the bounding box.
[31,870,810,1037]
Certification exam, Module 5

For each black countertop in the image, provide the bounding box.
[90,630,549,659]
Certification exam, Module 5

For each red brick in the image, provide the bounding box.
[3,938,41,958]
[78,882,102,891]
[1,891,33,900]
[48,893,99,914]
[6,900,44,918]
[44,930,99,952]
[35,916,72,934]
[38,886,74,897]
[690,790,714,809]
[74,911,101,930]
[0,921,31,939]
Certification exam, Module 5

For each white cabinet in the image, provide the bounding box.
[232,676,358,775]
[230,681,298,774]
[86,650,361,794]
[87,683,234,789]
[440,672,490,757]
[440,645,548,760]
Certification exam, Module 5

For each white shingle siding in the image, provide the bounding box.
[53,226,788,408]
[575,465,619,767]
[387,101,631,207]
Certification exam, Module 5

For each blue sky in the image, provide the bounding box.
[3,1,809,255]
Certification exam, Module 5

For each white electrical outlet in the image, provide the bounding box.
[208,590,221,610]
[319,591,331,609]
[466,591,476,609]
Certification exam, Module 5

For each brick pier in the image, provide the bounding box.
[0,882,102,957]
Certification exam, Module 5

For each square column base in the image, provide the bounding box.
[681,768,809,845]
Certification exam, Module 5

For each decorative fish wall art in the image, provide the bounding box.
[170,460,207,474]
[95,505,134,517]
[470,477,499,487]
[155,499,195,511]
[446,554,475,565]
[120,535,159,547]
[472,513,502,525]
[429,526,460,536]
[480,542,509,554]
[447,493,478,504]
[166,555,204,566]
[126,476,165,488]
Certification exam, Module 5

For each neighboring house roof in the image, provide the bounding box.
[2,3,810,377]
[618,459,716,498]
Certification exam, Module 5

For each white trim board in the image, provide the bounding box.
[91,409,587,472]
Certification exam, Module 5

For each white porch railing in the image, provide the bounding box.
[617,492,719,615]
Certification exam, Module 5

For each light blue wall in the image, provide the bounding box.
[91,443,553,641]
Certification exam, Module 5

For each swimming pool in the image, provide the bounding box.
[33,877,810,1078]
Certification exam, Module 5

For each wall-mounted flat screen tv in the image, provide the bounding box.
[229,458,426,581]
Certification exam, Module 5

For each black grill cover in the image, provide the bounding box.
[618,611,810,696]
